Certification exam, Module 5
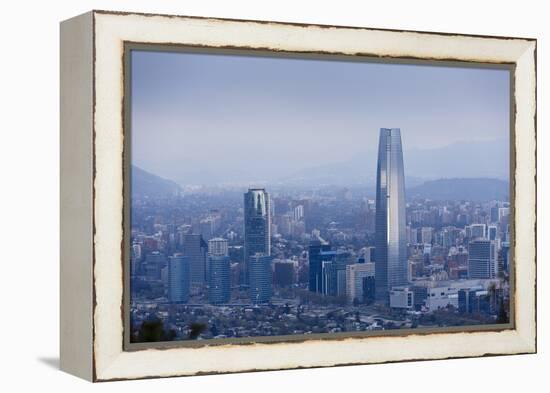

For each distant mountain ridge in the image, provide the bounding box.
[131,166,181,197]
[131,165,508,203]
[407,178,509,201]
[275,139,509,188]
[148,138,508,187]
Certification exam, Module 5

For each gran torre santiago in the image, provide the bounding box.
[374,128,408,302]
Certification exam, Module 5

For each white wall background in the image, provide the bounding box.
[0,0,546,391]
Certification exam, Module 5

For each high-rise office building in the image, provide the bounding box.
[144,251,166,281]
[273,260,295,287]
[308,240,332,293]
[488,225,498,241]
[293,205,304,221]
[363,276,376,304]
[498,207,510,222]
[132,243,142,260]
[318,249,352,296]
[468,239,498,279]
[168,254,190,303]
[335,251,353,296]
[490,205,500,223]
[501,241,510,273]
[441,226,459,248]
[208,238,230,304]
[243,188,271,286]
[375,128,408,302]
[488,224,501,251]
[249,253,272,304]
[421,227,433,244]
[183,234,208,287]
[321,260,338,296]
[362,246,376,263]
[458,288,491,314]
[407,226,418,244]
[130,243,142,276]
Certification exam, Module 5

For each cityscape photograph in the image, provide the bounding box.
[128,49,511,344]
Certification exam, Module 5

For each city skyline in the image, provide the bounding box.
[129,50,511,344]
[130,144,511,342]
[130,178,511,342]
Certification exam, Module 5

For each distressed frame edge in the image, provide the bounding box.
[511,39,537,354]
[89,11,537,381]
[122,43,517,352]
[59,11,95,381]
[90,8,538,42]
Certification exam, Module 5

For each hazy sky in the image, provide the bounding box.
[131,50,510,186]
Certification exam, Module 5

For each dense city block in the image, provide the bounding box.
[130,140,510,343]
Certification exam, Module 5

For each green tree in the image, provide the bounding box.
[188,322,207,339]
[133,316,176,343]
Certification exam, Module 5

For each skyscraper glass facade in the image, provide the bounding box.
[243,189,271,286]
[208,238,231,304]
[375,128,408,302]
[308,240,332,293]
[208,255,231,304]
[468,239,498,279]
[249,253,272,304]
[183,234,208,286]
[168,254,190,303]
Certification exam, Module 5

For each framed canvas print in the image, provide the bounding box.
[60,10,537,381]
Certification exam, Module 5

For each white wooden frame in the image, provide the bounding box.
[60,10,536,382]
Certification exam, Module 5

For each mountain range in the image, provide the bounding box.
[407,178,508,201]
[139,138,508,188]
[277,139,509,188]
[132,165,508,202]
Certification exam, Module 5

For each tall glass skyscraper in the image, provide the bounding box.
[308,240,332,293]
[468,239,498,279]
[375,128,408,302]
[249,253,272,304]
[183,234,208,287]
[168,254,190,303]
[208,238,231,304]
[243,188,271,286]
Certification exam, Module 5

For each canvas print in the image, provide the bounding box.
[127,48,512,345]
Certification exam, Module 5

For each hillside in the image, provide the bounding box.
[131,166,181,198]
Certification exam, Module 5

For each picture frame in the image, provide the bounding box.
[60,10,536,381]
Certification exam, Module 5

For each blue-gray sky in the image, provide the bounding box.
[131,50,510,186]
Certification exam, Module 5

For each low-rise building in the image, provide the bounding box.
[410,278,501,311]
[345,262,375,303]
[389,287,414,309]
